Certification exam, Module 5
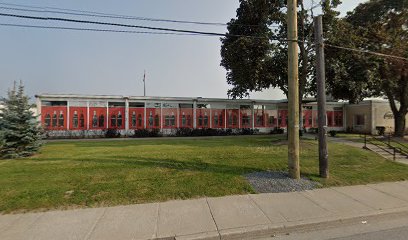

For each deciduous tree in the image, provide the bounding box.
[326,0,408,136]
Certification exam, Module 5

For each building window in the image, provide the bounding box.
[219,114,223,126]
[327,113,333,127]
[278,114,282,126]
[155,114,160,127]
[132,112,137,127]
[187,115,191,126]
[99,114,105,128]
[148,112,154,127]
[182,113,186,127]
[269,116,275,126]
[165,115,170,126]
[58,111,64,127]
[111,114,117,127]
[242,115,250,127]
[171,113,175,127]
[80,114,85,128]
[355,114,365,126]
[117,112,122,127]
[335,113,343,126]
[256,115,263,126]
[214,112,219,126]
[203,113,208,127]
[309,115,313,126]
[45,114,51,127]
[52,112,57,127]
[138,114,142,127]
[93,111,98,127]
[73,111,78,128]
[198,115,203,127]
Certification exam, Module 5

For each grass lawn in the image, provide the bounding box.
[1,135,408,213]
[335,133,365,142]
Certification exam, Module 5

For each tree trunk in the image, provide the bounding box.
[394,112,406,137]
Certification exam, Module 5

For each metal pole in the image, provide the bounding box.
[287,0,300,179]
[314,15,329,179]
[364,134,367,148]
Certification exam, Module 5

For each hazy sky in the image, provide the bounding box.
[0,0,367,101]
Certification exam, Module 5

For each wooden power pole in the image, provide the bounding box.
[314,15,329,178]
[287,0,300,179]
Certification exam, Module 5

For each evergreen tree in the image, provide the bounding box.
[0,81,43,159]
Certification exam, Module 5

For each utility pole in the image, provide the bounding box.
[143,70,146,97]
[314,15,329,178]
[287,0,300,179]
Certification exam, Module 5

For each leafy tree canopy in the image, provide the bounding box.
[220,0,341,99]
[326,0,408,136]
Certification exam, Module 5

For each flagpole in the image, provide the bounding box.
[143,70,146,97]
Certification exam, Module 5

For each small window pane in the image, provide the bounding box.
[99,114,105,128]
[80,114,85,128]
[73,112,78,128]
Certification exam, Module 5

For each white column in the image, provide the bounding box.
[251,103,255,130]
[125,98,129,131]
[86,101,90,130]
[106,101,109,129]
[193,100,197,129]
[160,102,163,130]
[144,101,147,129]
[177,105,180,128]
[67,100,70,130]
[209,107,212,128]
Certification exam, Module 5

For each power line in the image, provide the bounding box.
[325,44,408,61]
[0,2,280,28]
[0,23,202,35]
[0,12,290,40]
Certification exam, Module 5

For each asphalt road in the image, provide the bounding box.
[258,212,408,240]
[331,226,408,240]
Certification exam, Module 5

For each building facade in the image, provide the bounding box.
[35,94,406,136]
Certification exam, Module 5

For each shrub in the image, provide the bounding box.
[176,128,193,137]
[105,128,121,138]
[329,130,337,137]
[310,128,319,134]
[376,126,386,136]
[271,127,284,134]
[133,129,161,138]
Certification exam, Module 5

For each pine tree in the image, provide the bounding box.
[0,81,43,159]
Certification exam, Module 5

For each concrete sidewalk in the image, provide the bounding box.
[2,181,408,240]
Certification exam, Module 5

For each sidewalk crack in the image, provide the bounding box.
[84,208,107,240]
[247,194,288,223]
[153,203,160,239]
[330,187,375,210]
[205,197,221,239]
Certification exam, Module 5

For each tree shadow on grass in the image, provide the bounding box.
[74,156,264,176]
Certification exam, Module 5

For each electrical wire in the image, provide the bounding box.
[0,23,202,35]
[0,12,294,41]
[0,2,280,28]
[325,44,408,61]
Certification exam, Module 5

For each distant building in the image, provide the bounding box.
[34,94,407,137]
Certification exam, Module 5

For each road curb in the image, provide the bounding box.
[166,207,408,240]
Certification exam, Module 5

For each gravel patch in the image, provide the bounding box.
[245,171,320,193]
